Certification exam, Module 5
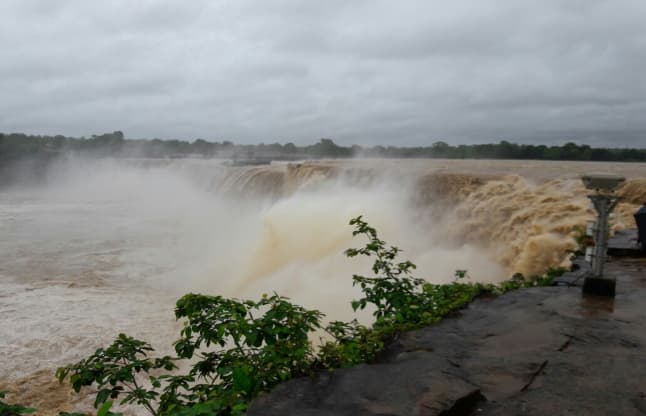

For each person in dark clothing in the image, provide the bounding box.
[636,202,646,250]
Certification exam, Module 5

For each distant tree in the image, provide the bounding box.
[561,142,580,160]
[1,131,646,164]
[191,139,213,156]
[431,141,449,157]
[543,146,562,160]
[284,142,297,153]
[498,140,518,158]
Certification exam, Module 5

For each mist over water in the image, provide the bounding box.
[1,157,645,413]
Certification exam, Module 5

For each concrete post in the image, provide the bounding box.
[588,195,620,277]
[581,174,624,297]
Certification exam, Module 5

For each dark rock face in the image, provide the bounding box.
[248,259,646,415]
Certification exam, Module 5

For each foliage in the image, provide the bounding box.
[317,217,562,367]
[3,131,646,164]
[319,216,564,365]
[169,293,323,413]
[345,216,422,328]
[59,400,123,416]
[343,216,483,332]
[1,393,123,416]
[0,392,35,416]
[10,216,565,415]
[572,225,595,256]
[55,334,176,414]
[318,319,384,368]
[54,294,324,415]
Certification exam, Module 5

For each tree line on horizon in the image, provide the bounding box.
[2,131,646,162]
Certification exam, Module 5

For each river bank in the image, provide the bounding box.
[250,253,646,415]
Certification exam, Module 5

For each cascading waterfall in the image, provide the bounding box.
[1,157,645,414]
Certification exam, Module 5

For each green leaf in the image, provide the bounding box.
[232,366,253,395]
[0,391,37,415]
[94,389,110,408]
[97,400,120,416]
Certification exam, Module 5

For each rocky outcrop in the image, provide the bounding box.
[249,259,646,415]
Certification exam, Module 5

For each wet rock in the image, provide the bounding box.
[248,259,646,415]
[608,229,644,257]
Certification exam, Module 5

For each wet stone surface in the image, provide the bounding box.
[248,259,646,416]
[608,229,644,257]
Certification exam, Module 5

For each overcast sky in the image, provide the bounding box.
[1,1,645,146]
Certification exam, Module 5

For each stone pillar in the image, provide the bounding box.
[580,174,624,297]
[583,194,621,297]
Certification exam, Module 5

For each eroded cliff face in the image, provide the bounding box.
[209,160,645,277]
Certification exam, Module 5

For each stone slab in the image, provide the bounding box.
[608,229,644,257]
[248,259,646,416]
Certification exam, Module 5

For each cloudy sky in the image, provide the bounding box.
[1,0,645,146]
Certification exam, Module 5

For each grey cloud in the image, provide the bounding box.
[1,0,645,146]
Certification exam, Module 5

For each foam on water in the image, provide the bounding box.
[1,157,645,413]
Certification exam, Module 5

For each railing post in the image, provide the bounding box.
[581,174,624,297]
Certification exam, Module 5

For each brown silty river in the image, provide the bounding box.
[1,158,645,414]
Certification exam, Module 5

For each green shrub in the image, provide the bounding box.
[55,294,323,415]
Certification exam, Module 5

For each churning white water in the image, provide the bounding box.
[1,157,645,413]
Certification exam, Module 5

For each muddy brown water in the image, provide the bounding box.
[1,158,645,414]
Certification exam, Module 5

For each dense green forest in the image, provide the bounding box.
[1,131,646,162]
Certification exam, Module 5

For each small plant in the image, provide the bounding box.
[170,293,323,413]
[0,392,122,416]
[344,216,486,331]
[344,216,429,328]
[60,400,123,416]
[314,216,496,367]
[56,294,324,415]
[318,319,383,368]
[0,392,35,416]
[454,270,469,280]
[55,334,176,414]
